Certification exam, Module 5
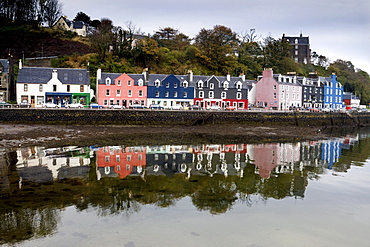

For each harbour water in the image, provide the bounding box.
[1,131,370,246]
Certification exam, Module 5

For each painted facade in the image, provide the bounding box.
[16,65,90,107]
[255,69,301,110]
[323,74,343,109]
[0,59,10,101]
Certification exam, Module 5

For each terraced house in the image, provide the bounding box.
[192,72,251,110]
[16,62,91,107]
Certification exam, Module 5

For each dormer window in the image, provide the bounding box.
[105,78,111,85]
[224,81,229,89]
[138,79,143,86]
[63,73,68,81]
[197,81,203,88]
[182,81,188,88]
[210,83,214,89]
[155,80,160,87]
[236,82,242,90]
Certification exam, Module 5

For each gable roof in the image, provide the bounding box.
[17,67,90,85]
[0,59,9,73]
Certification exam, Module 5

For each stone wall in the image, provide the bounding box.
[1,109,369,127]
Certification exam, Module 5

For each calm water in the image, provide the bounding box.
[1,131,370,247]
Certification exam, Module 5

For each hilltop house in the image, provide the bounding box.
[282,33,311,64]
[16,62,91,107]
[52,16,87,37]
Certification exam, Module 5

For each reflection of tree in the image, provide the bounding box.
[191,176,237,215]
[0,208,59,245]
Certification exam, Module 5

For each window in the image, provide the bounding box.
[138,154,142,161]
[224,82,229,89]
[166,82,170,88]
[106,89,110,96]
[273,93,277,99]
[174,83,177,88]
[105,78,111,85]
[39,84,43,92]
[199,91,204,98]
[138,90,143,97]
[198,81,203,88]
[24,84,28,92]
[221,92,227,99]
[165,91,169,97]
[236,82,242,90]
[116,155,120,162]
[128,80,131,86]
[105,156,110,162]
[155,91,160,97]
[127,155,131,161]
[155,80,160,87]
[138,79,143,86]
[104,100,108,105]
[126,165,130,171]
[128,90,132,97]
[174,91,178,97]
[273,85,277,90]
[209,91,214,98]
[117,80,121,86]
[53,85,57,92]
[117,90,121,96]
[67,85,70,92]
[183,92,187,98]
[210,83,214,89]
[183,81,188,88]
[236,92,242,99]
[63,73,68,81]
[80,85,84,92]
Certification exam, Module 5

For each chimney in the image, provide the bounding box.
[239,72,245,81]
[262,68,273,78]
[19,59,22,69]
[187,70,193,82]
[143,68,149,82]
[227,73,231,81]
[96,68,101,83]
[52,69,58,79]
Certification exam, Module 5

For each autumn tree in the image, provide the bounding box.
[194,25,239,75]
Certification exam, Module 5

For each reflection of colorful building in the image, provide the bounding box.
[321,140,342,169]
[96,146,146,179]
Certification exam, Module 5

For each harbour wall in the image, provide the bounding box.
[1,109,370,127]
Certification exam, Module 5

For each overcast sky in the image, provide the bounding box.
[61,0,370,73]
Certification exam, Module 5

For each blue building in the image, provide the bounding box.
[323,73,344,109]
[146,73,195,108]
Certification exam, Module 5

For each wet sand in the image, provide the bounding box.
[0,124,335,148]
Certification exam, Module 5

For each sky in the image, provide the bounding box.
[61,0,370,73]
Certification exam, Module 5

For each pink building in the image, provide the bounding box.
[255,68,302,110]
[96,70,147,108]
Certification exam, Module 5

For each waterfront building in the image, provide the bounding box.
[16,63,91,107]
[299,72,325,109]
[323,73,344,109]
[255,68,302,110]
[0,59,10,101]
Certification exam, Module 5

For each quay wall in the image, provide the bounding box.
[1,109,370,127]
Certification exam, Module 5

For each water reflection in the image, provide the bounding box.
[1,132,370,245]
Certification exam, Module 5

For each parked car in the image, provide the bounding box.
[90,103,105,109]
[170,104,183,110]
[43,102,59,108]
[66,103,84,108]
[18,100,31,108]
[129,104,146,109]
[207,105,222,111]
[109,104,124,109]
[149,104,164,110]
[308,107,320,112]
[188,105,203,110]
[0,101,12,108]
[225,106,236,111]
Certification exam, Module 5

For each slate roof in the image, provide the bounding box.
[72,21,85,29]
[0,59,9,73]
[99,72,121,84]
[17,67,90,85]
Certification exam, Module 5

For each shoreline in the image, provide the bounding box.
[0,123,355,149]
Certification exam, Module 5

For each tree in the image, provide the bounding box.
[261,36,291,71]
[194,25,239,75]
[42,0,63,27]
[74,11,90,24]
[89,18,114,61]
